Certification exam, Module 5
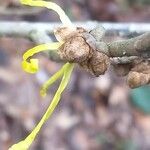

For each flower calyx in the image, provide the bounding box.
[56,26,110,77]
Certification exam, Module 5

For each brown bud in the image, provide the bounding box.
[131,60,150,74]
[89,51,110,76]
[58,36,92,63]
[56,26,110,77]
[80,51,110,77]
[54,27,76,42]
[54,27,86,42]
[127,71,150,88]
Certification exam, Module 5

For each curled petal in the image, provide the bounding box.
[20,0,75,28]
[22,42,61,73]
[9,63,74,150]
[22,59,38,73]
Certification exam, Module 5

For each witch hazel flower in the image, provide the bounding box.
[9,0,110,149]
[9,0,76,150]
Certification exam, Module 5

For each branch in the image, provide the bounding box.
[0,21,150,62]
[0,7,44,15]
[0,21,149,88]
[107,32,150,57]
[110,56,139,64]
[0,21,150,38]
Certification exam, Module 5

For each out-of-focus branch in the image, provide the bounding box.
[0,21,150,38]
[0,7,44,15]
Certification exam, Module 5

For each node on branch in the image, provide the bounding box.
[56,26,110,76]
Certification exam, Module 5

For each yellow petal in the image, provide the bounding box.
[9,63,74,150]
[20,0,75,28]
[40,63,69,97]
[22,42,61,73]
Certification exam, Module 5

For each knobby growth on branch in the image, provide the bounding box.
[0,21,149,88]
[56,26,150,88]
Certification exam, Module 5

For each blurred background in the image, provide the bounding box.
[0,0,150,150]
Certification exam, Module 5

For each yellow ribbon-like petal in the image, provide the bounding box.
[20,0,75,28]
[10,1,76,150]
[9,63,74,150]
[40,63,70,97]
[22,42,61,73]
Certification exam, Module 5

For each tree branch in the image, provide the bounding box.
[0,7,44,15]
[107,32,150,57]
[0,21,150,38]
[0,21,149,63]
